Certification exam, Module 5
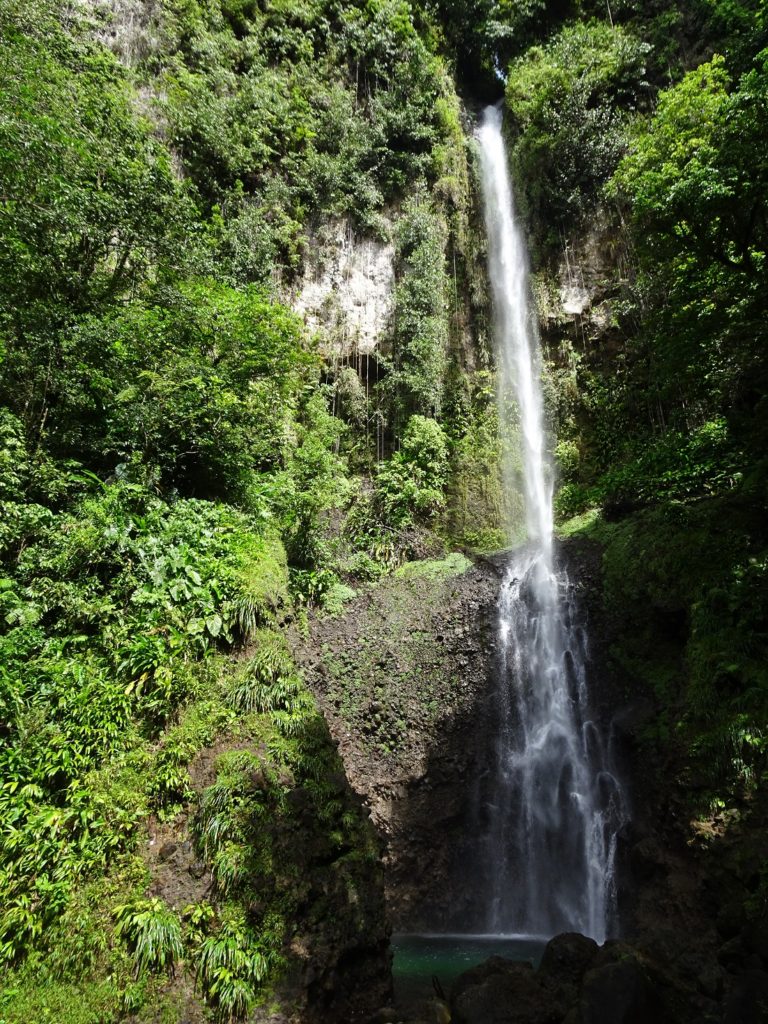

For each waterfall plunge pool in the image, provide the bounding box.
[392,932,548,1008]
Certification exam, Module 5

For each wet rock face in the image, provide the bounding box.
[296,540,768,1021]
[297,543,632,934]
[298,555,504,930]
[297,538,768,1017]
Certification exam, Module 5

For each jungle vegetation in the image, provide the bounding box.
[0,0,766,1019]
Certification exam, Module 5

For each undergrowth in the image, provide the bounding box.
[0,580,380,1023]
[564,493,768,809]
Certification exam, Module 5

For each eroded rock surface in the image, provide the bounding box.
[449,934,720,1024]
[292,217,396,357]
[298,553,503,929]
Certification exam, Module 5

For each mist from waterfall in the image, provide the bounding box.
[475,104,627,943]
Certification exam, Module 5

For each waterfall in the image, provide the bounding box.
[475,104,627,943]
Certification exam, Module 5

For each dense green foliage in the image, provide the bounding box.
[505,20,650,249]
[611,54,768,457]
[158,0,447,229]
[0,0,469,1017]
[0,479,284,953]
[546,38,768,524]
[1,0,768,1016]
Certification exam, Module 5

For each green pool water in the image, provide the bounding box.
[392,933,548,1008]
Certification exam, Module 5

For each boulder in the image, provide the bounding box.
[716,900,746,939]
[629,837,666,881]
[367,1009,399,1024]
[718,935,748,970]
[451,957,565,1024]
[419,998,451,1023]
[722,969,768,1024]
[697,964,724,999]
[539,933,599,985]
[579,957,655,1024]
[743,912,768,964]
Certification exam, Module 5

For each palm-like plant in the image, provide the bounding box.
[114,897,183,976]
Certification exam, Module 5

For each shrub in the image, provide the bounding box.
[375,415,449,526]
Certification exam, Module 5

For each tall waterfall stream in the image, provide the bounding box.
[392,106,628,1005]
[475,104,627,943]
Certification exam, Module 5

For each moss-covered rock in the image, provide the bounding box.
[298,551,503,929]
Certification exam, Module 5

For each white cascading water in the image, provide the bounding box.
[476,104,627,943]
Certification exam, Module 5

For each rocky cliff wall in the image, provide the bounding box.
[296,543,649,938]
[296,553,502,931]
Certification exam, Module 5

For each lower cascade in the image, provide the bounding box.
[482,551,627,941]
[474,105,628,943]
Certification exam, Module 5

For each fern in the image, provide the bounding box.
[226,629,304,713]
[194,781,236,858]
[210,844,246,896]
[114,898,183,975]
[196,922,270,1021]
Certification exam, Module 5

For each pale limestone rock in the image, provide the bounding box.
[560,281,592,316]
[292,218,395,357]
[535,213,622,343]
